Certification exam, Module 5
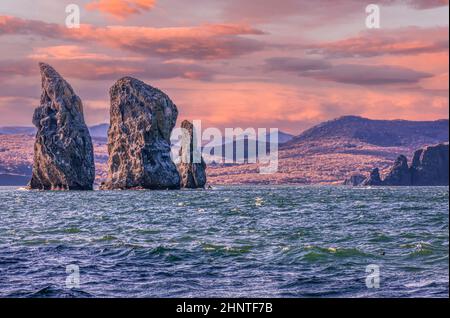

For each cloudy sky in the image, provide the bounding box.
[0,0,448,133]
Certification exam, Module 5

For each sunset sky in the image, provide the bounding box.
[0,0,448,134]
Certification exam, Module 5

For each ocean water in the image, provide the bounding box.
[0,186,448,298]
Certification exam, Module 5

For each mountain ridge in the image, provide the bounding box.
[283,116,449,149]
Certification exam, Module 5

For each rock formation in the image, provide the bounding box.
[411,143,449,186]
[360,143,449,186]
[383,155,412,186]
[362,168,383,186]
[177,120,207,188]
[101,77,180,190]
[29,63,95,190]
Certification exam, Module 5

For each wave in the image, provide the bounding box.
[11,285,94,298]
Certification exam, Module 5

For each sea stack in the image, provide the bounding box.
[383,155,412,186]
[360,143,449,186]
[29,63,95,190]
[362,168,383,186]
[177,120,207,188]
[101,77,180,190]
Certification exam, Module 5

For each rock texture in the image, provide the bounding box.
[411,143,449,186]
[362,168,383,186]
[383,155,412,186]
[361,143,449,186]
[101,77,180,190]
[177,120,207,188]
[29,63,95,190]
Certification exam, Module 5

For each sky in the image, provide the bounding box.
[0,0,448,134]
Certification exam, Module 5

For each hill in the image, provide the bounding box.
[208,116,449,184]
[285,116,449,149]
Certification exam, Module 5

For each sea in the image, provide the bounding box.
[0,186,448,298]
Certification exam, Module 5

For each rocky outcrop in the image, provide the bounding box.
[29,63,95,190]
[411,143,449,186]
[383,155,411,186]
[362,168,383,186]
[101,77,180,190]
[361,143,449,186]
[177,120,207,188]
[343,173,366,186]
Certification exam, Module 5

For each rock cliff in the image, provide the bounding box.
[383,155,412,186]
[362,168,383,186]
[411,143,449,186]
[360,143,449,186]
[101,77,180,190]
[177,120,207,188]
[29,63,95,190]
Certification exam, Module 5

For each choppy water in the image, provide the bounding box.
[0,186,448,298]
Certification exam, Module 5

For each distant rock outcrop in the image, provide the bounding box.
[29,63,95,190]
[411,143,449,186]
[177,120,207,188]
[383,155,412,186]
[361,143,449,186]
[101,77,180,190]
[362,168,383,186]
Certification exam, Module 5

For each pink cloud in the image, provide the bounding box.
[303,64,432,85]
[164,79,448,134]
[1,57,215,81]
[26,46,211,80]
[265,57,433,86]
[0,16,266,60]
[220,0,449,22]
[86,0,156,19]
[307,27,449,58]
[28,45,144,61]
[407,0,449,9]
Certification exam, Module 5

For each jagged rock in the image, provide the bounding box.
[362,168,383,186]
[28,63,95,190]
[343,173,366,186]
[360,143,449,187]
[411,143,449,186]
[177,120,207,188]
[383,155,411,186]
[101,77,180,190]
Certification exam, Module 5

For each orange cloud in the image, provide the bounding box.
[308,27,449,58]
[28,45,144,61]
[86,0,156,19]
[379,52,449,74]
[1,57,215,81]
[0,16,265,60]
[155,79,448,133]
